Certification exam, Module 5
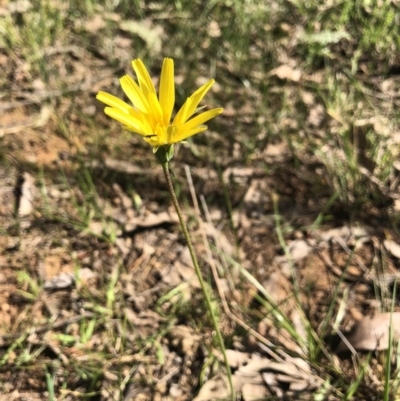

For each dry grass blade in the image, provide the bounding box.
[336,312,400,353]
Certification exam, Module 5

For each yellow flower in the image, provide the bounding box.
[96,58,223,149]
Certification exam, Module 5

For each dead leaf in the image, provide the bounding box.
[18,172,35,216]
[34,105,52,128]
[222,166,253,183]
[88,221,103,236]
[238,354,272,374]
[83,15,106,33]
[307,104,325,127]
[0,392,41,401]
[169,325,201,357]
[221,349,251,369]
[289,378,309,392]
[193,374,229,401]
[119,20,163,54]
[288,239,311,261]
[318,225,369,242]
[261,271,290,303]
[125,211,178,231]
[208,20,221,37]
[336,312,400,353]
[242,380,268,401]
[7,0,32,13]
[77,267,96,285]
[39,254,73,281]
[243,180,263,205]
[270,65,301,82]
[383,240,400,259]
[44,272,74,290]
[264,142,289,162]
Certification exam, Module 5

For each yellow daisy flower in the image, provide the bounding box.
[96,58,223,149]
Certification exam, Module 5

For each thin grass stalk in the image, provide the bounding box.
[383,280,397,401]
[161,162,234,400]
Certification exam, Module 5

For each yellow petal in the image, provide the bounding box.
[132,59,157,98]
[180,108,223,133]
[174,125,207,142]
[98,58,223,148]
[104,107,150,135]
[173,97,192,126]
[147,92,164,124]
[166,124,178,144]
[120,75,150,114]
[183,79,215,122]
[96,92,132,113]
[159,58,174,125]
[129,108,153,133]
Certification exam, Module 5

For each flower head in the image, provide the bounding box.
[96,58,223,149]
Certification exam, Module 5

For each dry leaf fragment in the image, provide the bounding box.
[288,239,311,261]
[238,354,273,375]
[119,20,163,54]
[336,312,400,353]
[169,325,201,357]
[242,380,268,401]
[125,211,178,231]
[208,20,221,37]
[307,104,325,127]
[318,225,369,242]
[194,372,264,401]
[83,15,106,32]
[261,271,289,303]
[270,65,301,82]
[217,349,251,369]
[77,267,96,285]
[289,379,309,392]
[17,172,35,216]
[383,240,400,259]
[0,392,41,401]
[44,272,74,290]
[34,105,52,128]
[7,0,32,13]
[264,142,289,161]
[193,374,229,401]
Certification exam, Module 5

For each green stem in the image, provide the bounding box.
[161,162,234,400]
